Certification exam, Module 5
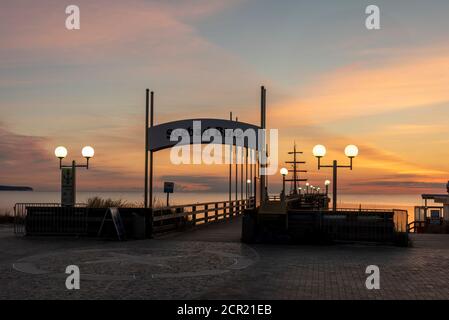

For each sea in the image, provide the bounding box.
[0,191,425,221]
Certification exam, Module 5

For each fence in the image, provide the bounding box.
[14,203,88,235]
[152,199,251,233]
[286,207,408,243]
[14,199,253,236]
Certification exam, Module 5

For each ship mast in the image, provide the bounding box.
[285,142,307,195]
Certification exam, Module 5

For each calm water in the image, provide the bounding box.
[0,191,425,221]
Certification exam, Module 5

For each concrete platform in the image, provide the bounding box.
[1,222,449,299]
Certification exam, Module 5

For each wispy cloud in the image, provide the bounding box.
[0,124,55,188]
[271,46,449,126]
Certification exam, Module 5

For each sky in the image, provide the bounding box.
[1,0,449,196]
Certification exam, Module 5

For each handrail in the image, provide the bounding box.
[152,198,253,211]
[407,220,427,233]
[289,207,402,213]
[152,199,252,233]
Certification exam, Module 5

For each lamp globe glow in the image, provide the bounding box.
[82,146,95,159]
[54,146,68,159]
[312,144,326,158]
[344,145,358,158]
[247,179,251,184]
[325,179,331,186]
[306,182,310,186]
[280,167,288,176]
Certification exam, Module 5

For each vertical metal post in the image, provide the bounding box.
[241,145,243,202]
[260,86,266,203]
[245,147,248,203]
[282,175,286,197]
[72,160,76,206]
[250,149,253,198]
[235,145,238,207]
[144,89,149,208]
[229,112,232,217]
[293,144,297,194]
[149,91,154,208]
[235,117,238,210]
[333,160,337,212]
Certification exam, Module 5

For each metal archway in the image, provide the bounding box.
[144,86,267,209]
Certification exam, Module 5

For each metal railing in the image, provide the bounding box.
[14,203,87,235]
[286,207,408,243]
[152,199,251,233]
[14,199,254,236]
[320,209,408,242]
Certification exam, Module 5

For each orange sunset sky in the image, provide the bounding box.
[1,0,449,195]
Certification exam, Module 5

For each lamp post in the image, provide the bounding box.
[54,146,95,206]
[312,144,358,212]
[305,182,310,194]
[246,179,251,202]
[280,167,288,199]
[324,179,331,195]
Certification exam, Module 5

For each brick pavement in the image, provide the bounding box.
[1,221,449,299]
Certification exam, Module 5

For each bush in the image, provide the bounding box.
[0,210,14,224]
[86,197,132,208]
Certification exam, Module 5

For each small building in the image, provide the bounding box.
[412,181,449,233]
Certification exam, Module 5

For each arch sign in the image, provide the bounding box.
[144,86,275,208]
[148,118,261,152]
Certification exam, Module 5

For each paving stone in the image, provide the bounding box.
[1,221,449,299]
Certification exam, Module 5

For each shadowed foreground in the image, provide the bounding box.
[1,220,449,299]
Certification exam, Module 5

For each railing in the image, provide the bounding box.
[408,221,426,233]
[286,207,408,244]
[14,199,254,236]
[14,203,87,235]
[152,199,252,233]
[321,208,407,243]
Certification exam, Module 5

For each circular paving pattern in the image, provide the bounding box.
[12,242,257,281]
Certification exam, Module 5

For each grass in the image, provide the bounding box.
[0,209,14,224]
[0,197,167,224]
[86,196,134,208]
[86,196,166,208]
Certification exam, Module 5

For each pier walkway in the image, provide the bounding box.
[2,219,449,299]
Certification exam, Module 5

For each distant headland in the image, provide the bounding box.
[0,185,33,191]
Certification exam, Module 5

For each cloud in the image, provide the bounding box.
[270,46,449,126]
[0,124,55,188]
[350,180,446,189]
[0,0,244,65]
[159,174,229,192]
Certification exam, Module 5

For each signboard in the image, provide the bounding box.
[430,209,441,224]
[61,167,76,207]
[148,118,261,152]
[98,208,126,240]
[109,208,126,240]
[164,182,174,194]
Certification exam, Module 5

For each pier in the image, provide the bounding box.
[2,219,449,299]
